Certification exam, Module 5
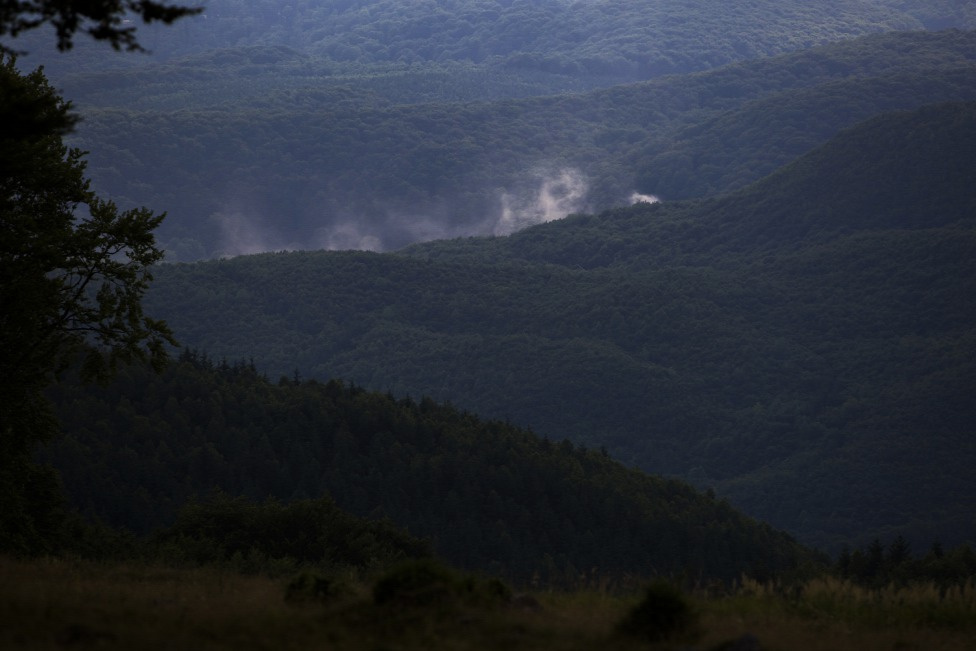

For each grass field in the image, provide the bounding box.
[1,557,974,650]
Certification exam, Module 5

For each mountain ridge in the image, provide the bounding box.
[56,29,976,259]
[44,353,815,582]
[23,0,936,79]
[412,100,976,268]
[140,101,976,551]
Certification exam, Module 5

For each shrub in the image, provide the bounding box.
[616,580,699,643]
[284,571,351,604]
[372,559,513,610]
[373,559,462,607]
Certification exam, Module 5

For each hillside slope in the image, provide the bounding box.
[43,353,812,582]
[23,0,927,79]
[144,102,976,551]
[458,100,976,267]
[634,63,976,199]
[61,30,976,259]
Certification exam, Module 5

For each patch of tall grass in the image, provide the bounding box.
[2,556,974,651]
[727,575,976,629]
[692,575,976,651]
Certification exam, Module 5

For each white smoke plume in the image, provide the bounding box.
[314,222,383,251]
[208,167,612,258]
[494,168,589,236]
[629,191,660,205]
[211,210,280,258]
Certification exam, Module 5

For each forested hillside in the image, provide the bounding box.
[43,352,812,582]
[54,30,976,259]
[23,0,936,78]
[140,102,976,553]
[6,0,976,645]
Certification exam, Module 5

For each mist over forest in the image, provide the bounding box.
[7,0,976,603]
[15,0,976,259]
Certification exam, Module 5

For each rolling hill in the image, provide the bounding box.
[22,0,934,79]
[50,29,976,259]
[43,352,813,582]
[138,101,976,552]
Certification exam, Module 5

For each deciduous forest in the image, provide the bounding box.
[3,1,975,649]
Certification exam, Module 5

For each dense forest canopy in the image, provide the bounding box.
[36,29,976,260]
[136,101,976,554]
[5,0,972,588]
[44,352,813,582]
[18,0,952,76]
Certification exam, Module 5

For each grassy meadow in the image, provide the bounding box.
[2,556,974,650]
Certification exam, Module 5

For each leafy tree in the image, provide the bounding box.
[0,56,174,552]
[0,0,201,53]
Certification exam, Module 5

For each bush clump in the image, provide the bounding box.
[373,559,460,607]
[372,559,512,610]
[284,571,351,604]
[616,580,699,643]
